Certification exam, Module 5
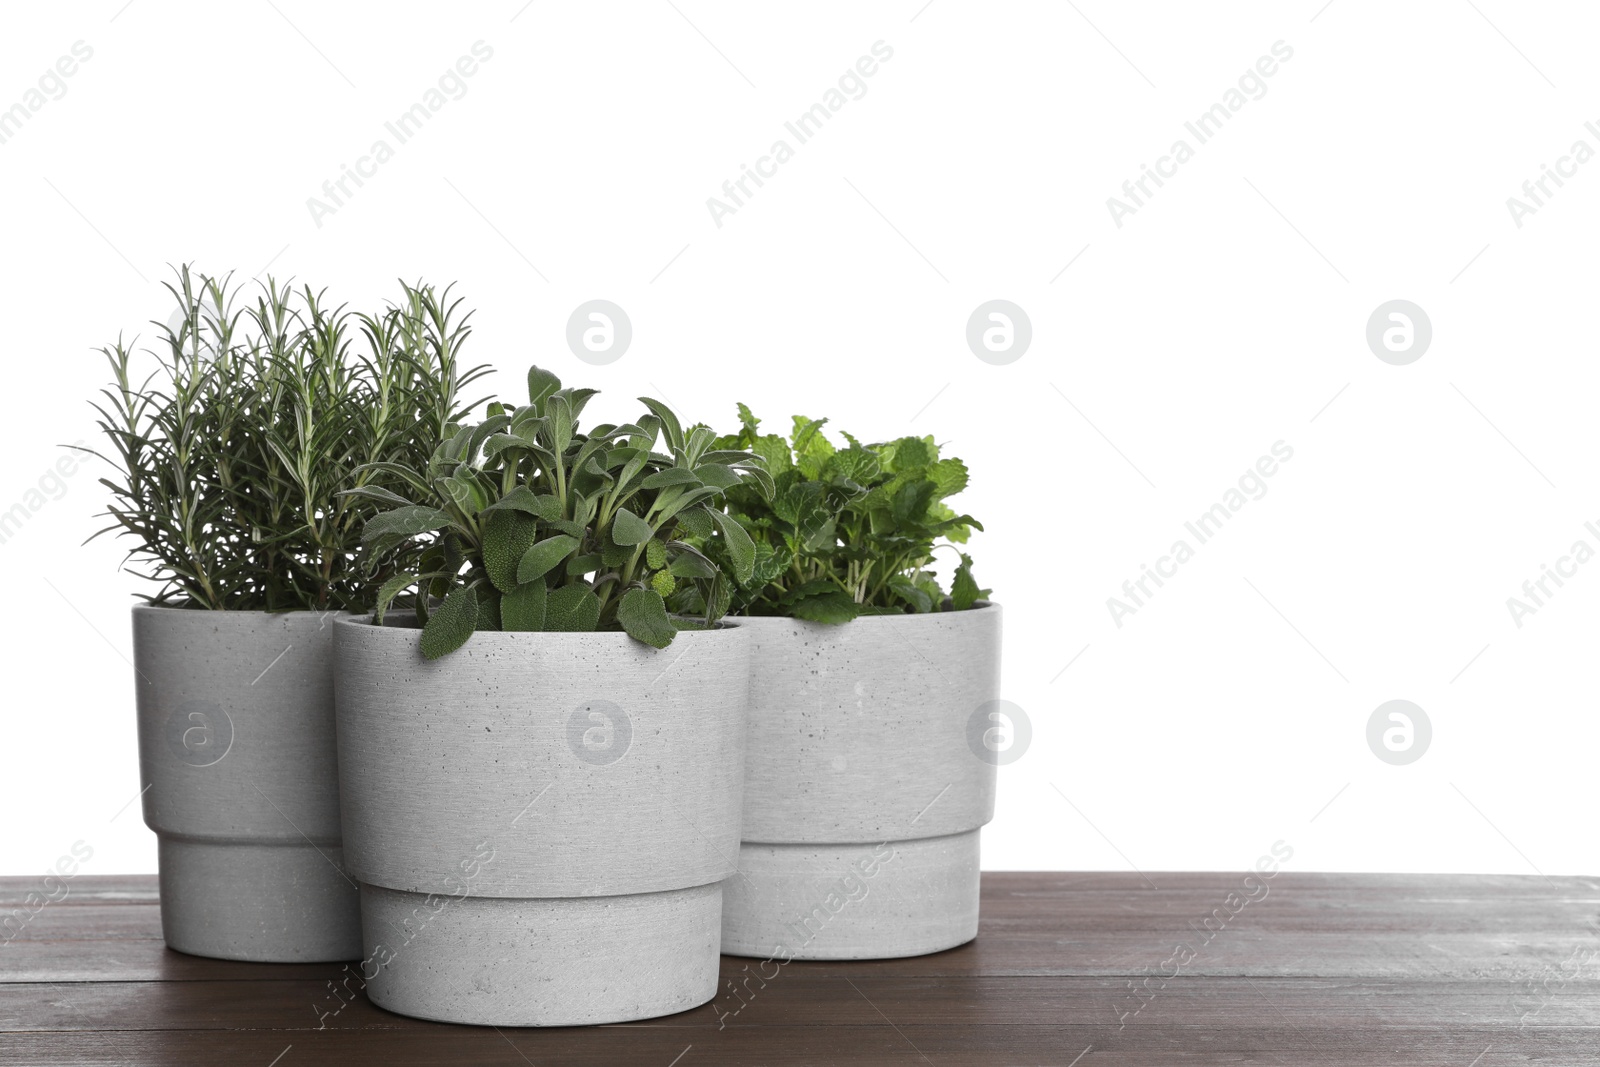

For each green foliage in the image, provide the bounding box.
[82,266,490,610]
[356,367,768,657]
[684,404,989,623]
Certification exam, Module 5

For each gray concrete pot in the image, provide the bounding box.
[333,616,750,1026]
[721,603,1002,960]
[132,606,361,962]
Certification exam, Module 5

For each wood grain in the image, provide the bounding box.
[1,872,1597,1065]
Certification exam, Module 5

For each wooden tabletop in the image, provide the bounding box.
[2,872,1597,1065]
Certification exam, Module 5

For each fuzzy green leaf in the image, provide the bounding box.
[711,508,755,583]
[611,507,653,546]
[641,467,702,489]
[527,366,561,410]
[361,506,454,543]
[516,534,580,584]
[674,505,715,540]
[420,584,479,659]
[789,590,859,624]
[544,583,601,632]
[618,587,676,649]
[482,486,562,522]
[638,397,684,452]
[692,463,741,490]
[372,571,419,626]
[340,485,416,509]
[501,578,547,631]
[645,539,668,570]
[483,511,539,593]
[476,586,503,631]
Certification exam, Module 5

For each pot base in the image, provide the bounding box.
[158,836,361,962]
[721,830,981,960]
[360,881,723,1026]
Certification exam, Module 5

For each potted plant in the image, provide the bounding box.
[681,406,1000,961]
[332,366,767,1025]
[84,267,488,962]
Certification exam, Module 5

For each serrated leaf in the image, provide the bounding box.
[884,435,934,472]
[750,434,792,479]
[736,402,760,438]
[361,506,454,543]
[611,507,652,546]
[930,457,969,498]
[892,480,936,525]
[501,578,547,631]
[618,587,676,649]
[516,533,579,584]
[420,584,479,659]
[544,583,601,632]
[951,553,981,611]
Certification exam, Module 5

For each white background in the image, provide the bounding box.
[2,0,1596,879]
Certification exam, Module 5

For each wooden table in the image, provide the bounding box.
[3,872,1597,1064]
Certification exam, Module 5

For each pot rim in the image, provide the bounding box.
[727,600,1000,626]
[131,602,357,618]
[332,612,744,642]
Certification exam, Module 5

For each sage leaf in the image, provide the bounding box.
[516,534,579,584]
[420,584,479,660]
[618,587,676,649]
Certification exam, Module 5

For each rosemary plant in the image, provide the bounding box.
[84,266,491,611]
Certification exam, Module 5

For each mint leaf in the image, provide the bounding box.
[951,553,982,610]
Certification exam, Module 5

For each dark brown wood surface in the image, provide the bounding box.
[2,872,1598,1065]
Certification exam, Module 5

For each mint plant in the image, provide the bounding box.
[680,405,988,623]
[83,266,490,611]
[354,366,770,657]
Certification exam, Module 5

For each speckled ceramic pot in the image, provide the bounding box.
[333,616,750,1026]
[132,606,361,962]
[721,604,1002,960]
